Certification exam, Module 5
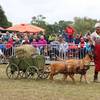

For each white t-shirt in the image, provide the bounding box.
[91,31,100,45]
[0,49,3,55]
[59,42,68,52]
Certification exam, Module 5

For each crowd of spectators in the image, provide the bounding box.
[0,29,93,60]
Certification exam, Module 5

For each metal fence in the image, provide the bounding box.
[0,44,15,64]
[0,43,92,64]
[41,44,88,61]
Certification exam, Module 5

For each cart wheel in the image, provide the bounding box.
[6,63,19,79]
[38,65,50,79]
[38,69,49,79]
[25,66,38,79]
[19,71,26,79]
[0,55,8,64]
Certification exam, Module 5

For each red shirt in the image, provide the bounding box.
[5,43,13,49]
[65,26,75,36]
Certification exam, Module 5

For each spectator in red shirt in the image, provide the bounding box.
[65,25,75,43]
[5,38,14,57]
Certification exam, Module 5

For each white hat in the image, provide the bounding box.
[95,23,100,28]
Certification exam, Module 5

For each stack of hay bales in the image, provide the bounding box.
[10,44,45,70]
[15,44,36,58]
[32,55,45,69]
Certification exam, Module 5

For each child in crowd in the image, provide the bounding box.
[59,38,68,59]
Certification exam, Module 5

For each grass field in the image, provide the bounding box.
[0,64,100,100]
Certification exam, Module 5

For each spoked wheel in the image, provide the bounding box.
[25,66,38,79]
[19,71,26,79]
[6,63,19,79]
[38,65,50,79]
[0,55,8,64]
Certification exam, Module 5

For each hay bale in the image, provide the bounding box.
[32,55,45,69]
[15,44,36,58]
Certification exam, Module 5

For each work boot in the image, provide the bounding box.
[94,79,100,83]
[93,72,100,83]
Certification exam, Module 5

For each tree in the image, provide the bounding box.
[30,15,98,35]
[49,20,73,34]
[31,14,47,29]
[30,15,73,34]
[0,5,12,28]
[73,17,97,34]
[58,20,73,33]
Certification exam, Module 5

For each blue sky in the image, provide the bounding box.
[0,0,100,25]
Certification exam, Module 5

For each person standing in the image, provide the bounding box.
[59,38,68,59]
[65,25,75,43]
[78,38,86,59]
[38,35,47,54]
[91,23,100,82]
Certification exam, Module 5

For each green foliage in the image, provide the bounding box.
[9,57,34,71]
[73,17,97,34]
[30,15,98,35]
[32,55,45,68]
[31,15,73,34]
[0,5,12,28]
[9,55,45,71]
[58,20,73,31]
[31,14,47,29]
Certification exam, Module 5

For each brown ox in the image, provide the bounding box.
[49,53,93,83]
